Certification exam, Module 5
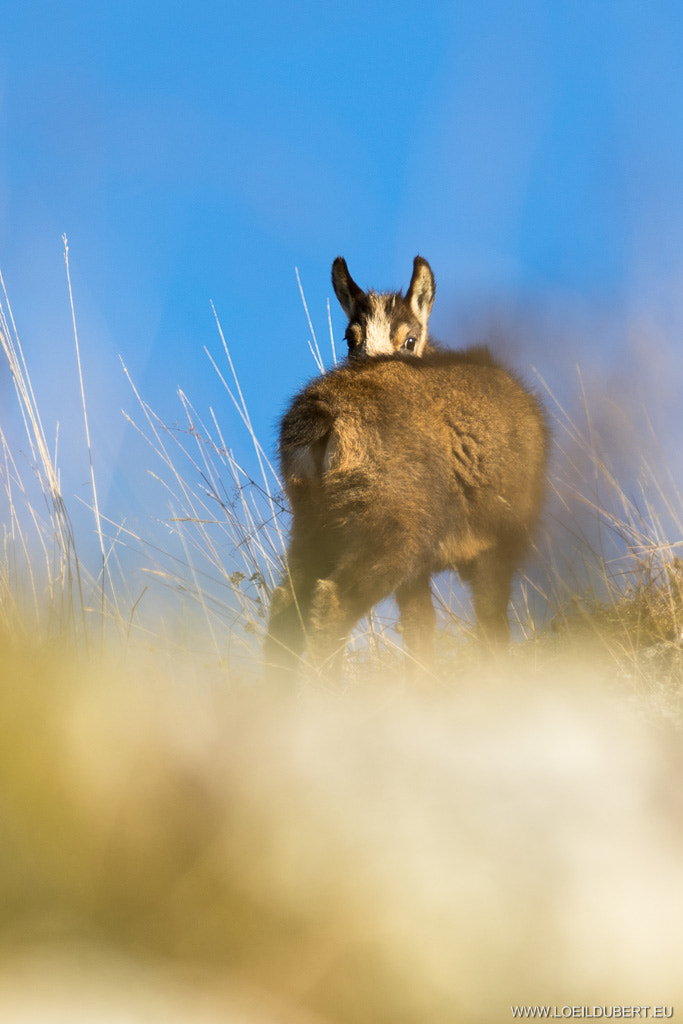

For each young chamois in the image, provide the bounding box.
[265,257,549,677]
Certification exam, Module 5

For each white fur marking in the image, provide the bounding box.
[363,294,395,356]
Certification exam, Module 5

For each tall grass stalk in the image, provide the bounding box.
[0,267,88,643]
[295,266,326,373]
[63,235,108,645]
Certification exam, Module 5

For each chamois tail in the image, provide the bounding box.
[280,396,336,483]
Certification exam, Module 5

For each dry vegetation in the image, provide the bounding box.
[1,258,682,1021]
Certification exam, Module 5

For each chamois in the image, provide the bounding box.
[265,257,548,677]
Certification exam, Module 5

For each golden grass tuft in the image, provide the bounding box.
[1,634,683,1021]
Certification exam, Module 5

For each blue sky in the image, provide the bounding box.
[2,0,683,592]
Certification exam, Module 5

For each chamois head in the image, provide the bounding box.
[331,256,436,359]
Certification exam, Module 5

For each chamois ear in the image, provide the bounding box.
[406,256,435,323]
[332,257,365,319]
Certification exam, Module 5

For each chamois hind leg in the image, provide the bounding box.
[264,579,308,676]
[395,572,436,672]
[306,578,354,678]
[264,545,321,676]
[466,540,524,645]
[307,551,414,678]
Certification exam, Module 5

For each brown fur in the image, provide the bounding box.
[265,345,549,677]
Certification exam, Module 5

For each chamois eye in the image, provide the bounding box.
[403,337,417,352]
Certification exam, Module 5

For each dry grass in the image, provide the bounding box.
[3,251,682,681]
[524,369,683,721]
